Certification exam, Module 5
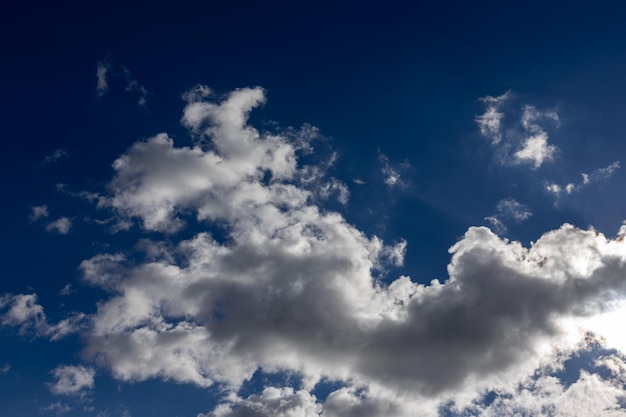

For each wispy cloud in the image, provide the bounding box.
[545,161,620,199]
[476,93,559,169]
[42,149,69,166]
[96,60,111,98]
[378,150,409,188]
[484,198,532,234]
[95,58,149,106]
[475,90,512,145]
[30,205,49,222]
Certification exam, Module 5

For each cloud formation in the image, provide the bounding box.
[0,293,86,340]
[476,94,559,169]
[49,365,95,397]
[58,86,626,416]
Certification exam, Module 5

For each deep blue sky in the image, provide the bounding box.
[2,1,626,416]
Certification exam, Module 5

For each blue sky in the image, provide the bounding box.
[3,1,626,416]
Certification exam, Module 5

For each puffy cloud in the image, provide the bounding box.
[513,106,558,169]
[201,387,322,417]
[465,353,626,417]
[69,87,626,417]
[46,217,72,234]
[48,365,95,397]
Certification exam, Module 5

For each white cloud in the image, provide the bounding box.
[513,106,558,169]
[59,87,626,417]
[378,151,408,188]
[546,161,620,199]
[0,363,10,374]
[469,362,626,417]
[48,365,95,397]
[475,91,512,145]
[46,217,72,234]
[513,131,557,168]
[30,205,49,221]
[476,96,559,169]
[0,293,87,340]
[201,387,322,417]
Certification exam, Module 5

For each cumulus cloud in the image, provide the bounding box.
[60,87,626,417]
[484,198,532,234]
[48,365,95,397]
[46,217,72,234]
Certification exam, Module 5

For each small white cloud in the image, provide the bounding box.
[546,182,562,195]
[30,205,49,222]
[513,106,559,169]
[475,91,512,145]
[378,151,407,188]
[46,217,72,234]
[48,365,95,397]
[353,178,366,185]
[513,131,557,169]
[0,363,10,374]
[546,161,620,200]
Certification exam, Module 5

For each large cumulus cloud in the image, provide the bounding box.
[73,86,626,416]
